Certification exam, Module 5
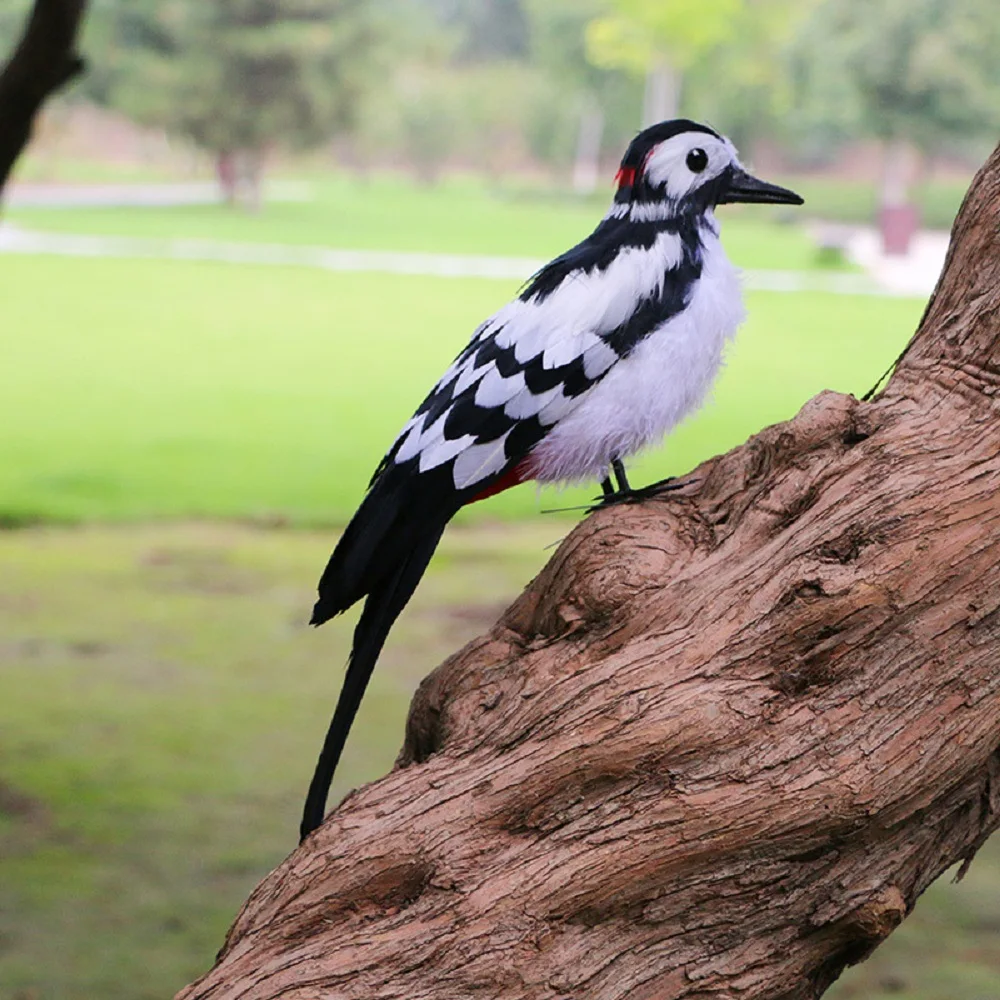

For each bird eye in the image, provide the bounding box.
[686,148,708,173]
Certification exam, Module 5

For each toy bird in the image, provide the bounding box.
[301,119,803,840]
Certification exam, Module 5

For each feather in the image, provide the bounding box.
[304,119,772,841]
[302,518,447,840]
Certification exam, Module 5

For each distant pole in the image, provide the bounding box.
[643,58,680,125]
[878,137,920,256]
[571,99,604,195]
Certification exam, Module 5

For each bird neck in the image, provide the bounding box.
[595,202,717,259]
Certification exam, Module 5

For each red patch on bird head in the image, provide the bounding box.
[615,166,636,189]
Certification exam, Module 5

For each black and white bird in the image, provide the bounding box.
[300,119,802,840]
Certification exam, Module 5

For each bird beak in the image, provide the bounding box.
[718,167,803,206]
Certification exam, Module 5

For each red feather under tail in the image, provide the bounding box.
[467,458,533,504]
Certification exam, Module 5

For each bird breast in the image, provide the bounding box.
[530,229,745,485]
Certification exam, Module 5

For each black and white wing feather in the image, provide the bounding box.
[374,218,705,501]
[301,216,704,842]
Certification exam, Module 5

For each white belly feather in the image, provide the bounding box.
[531,231,745,484]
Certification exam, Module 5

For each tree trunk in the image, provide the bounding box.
[236,148,265,213]
[216,149,238,205]
[177,142,1000,1000]
[571,99,604,196]
[643,57,680,126]
[0,0,87,195]
[878,137,922,256]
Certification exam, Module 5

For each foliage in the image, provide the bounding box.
[521,0,642,168]
[83,0,384,171]
[586,0,744,77]
[418,0,529,60]
[787,0,1000,149]
[682,0,816,150]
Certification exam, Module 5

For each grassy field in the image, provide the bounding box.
[9,147,974,231]
[771,174,972,231]
[0,252,919,525]
[1,178,994,999]
[8,172,849,269]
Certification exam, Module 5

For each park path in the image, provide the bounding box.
[0,222,928,298]
[4,181,309,207]
[2,180,949,296]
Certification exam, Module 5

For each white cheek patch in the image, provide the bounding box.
[643,133,739,201]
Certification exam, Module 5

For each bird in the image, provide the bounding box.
[300,118,803,841]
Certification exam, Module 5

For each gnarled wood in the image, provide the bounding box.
[0,0,88,194]
[179,143,1000,1000]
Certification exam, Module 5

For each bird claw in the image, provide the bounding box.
[588,476,695,511]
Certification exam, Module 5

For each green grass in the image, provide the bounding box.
[8,173,847,271]
[0,523,996,1000]
[778,174,971,231]
[0,253,920,526]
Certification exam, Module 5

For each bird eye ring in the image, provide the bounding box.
[686,148,708,173]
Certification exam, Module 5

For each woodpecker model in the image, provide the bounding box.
[301,119,802,840]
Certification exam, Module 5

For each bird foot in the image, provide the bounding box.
[589,476,693,511]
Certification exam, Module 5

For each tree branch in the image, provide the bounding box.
[179,141,1000,1000]
[0,0,88,194]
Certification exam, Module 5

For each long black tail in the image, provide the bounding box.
[299,518,447,841]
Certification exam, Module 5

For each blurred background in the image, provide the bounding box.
[1,1,998,997]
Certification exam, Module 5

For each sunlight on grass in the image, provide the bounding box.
[0,255,922,525]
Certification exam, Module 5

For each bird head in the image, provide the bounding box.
[612,119,803,221]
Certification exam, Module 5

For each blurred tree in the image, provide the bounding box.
[788,0,1000,249]
[356,0,633,190]
[420,0,529,61]
[523,0,626,193]
[89,0,383,209]
[683,0,814,153]
[585,0,744,126]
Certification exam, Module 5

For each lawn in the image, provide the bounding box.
[8,172,843,270]
[0,253,920,525]
[772,173,972,232]
[0,523,997,1000]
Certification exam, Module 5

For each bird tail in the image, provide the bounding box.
[300,496,447,841]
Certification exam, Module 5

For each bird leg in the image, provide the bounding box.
[591,459,691,509]
[612,458,631,493]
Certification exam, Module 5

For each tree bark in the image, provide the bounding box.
[0,0,88,195]
[178,142,1000,1000]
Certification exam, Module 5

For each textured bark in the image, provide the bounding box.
[179,143,1000,1000]
[0,0,87,194]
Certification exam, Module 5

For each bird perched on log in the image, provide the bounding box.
[300,119,803,841]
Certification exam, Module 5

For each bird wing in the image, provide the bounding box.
[376,226,701,497]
